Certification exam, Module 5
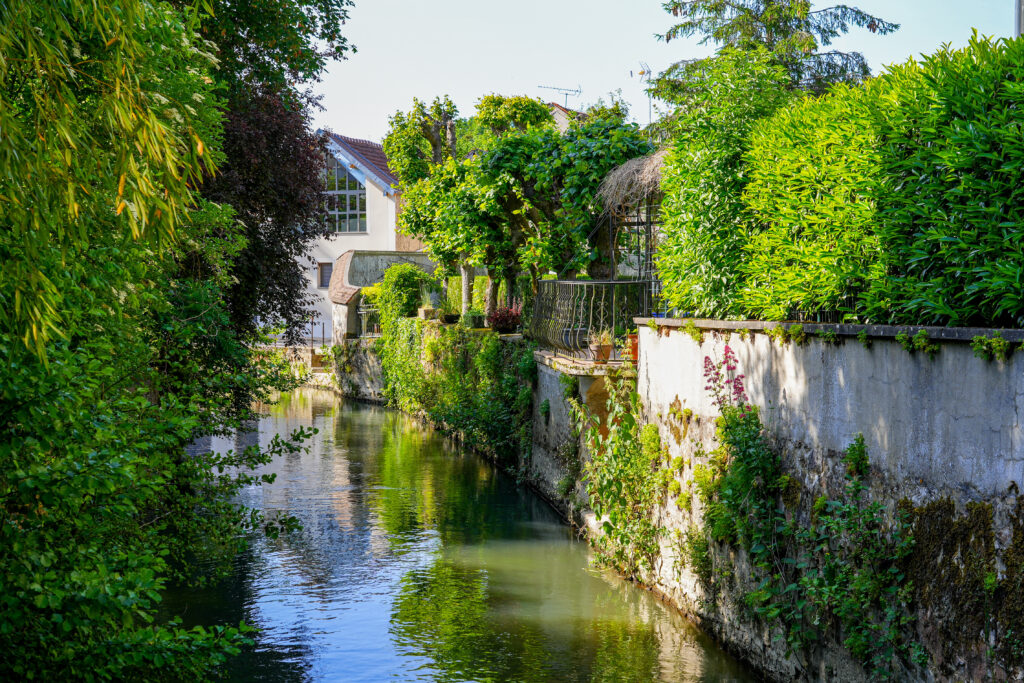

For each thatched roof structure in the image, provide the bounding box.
[597,149,667,215]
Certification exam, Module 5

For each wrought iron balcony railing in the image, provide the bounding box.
[528,279,655,357]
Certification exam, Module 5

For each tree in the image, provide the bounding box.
[201,86,331,343]
[0,1,312,678]
[658,0,898,90]
[176,0,356,344]
[0,0,216,355]
[482,118,653,281]
[385,95,550,314]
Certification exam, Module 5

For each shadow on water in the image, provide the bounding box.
[165,388,754,682]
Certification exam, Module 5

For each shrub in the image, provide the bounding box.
[656,48,795,318]
[487,300,523,333]
[661,34,1024,328]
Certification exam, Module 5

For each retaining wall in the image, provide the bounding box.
[627,319,1024,682]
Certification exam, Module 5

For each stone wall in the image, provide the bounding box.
[626,319,1024,682]
[332,339,384,403]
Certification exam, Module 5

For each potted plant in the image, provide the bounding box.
[589,328,613,363]
[438,297,460,324]
[487,300,523,334]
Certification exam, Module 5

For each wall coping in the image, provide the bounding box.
[634,317,1024,343]
[533,350,634,377]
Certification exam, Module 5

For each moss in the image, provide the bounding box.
[997,496,1024,664]
[903,498,996,669]
[780,474,801,509]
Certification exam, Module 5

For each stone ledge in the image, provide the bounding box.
[634,317,1024,343]
[533,350,636,377]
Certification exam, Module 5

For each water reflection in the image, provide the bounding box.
[167,389,752,682]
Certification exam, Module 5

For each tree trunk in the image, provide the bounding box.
[502,273,515,306]
[485,274,500,321]
[460,263,474,315]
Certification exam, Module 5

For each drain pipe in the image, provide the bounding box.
[1018,0,1024,38]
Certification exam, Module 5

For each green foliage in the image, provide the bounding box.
[682,321,705,345]
[698,350,920,677]
[558,372,580,400]
[475,94,553,135]
[377,264,436,321]
[580,374,663,578]
[766,325,790,346]
[0,2,329,676]
[972,333,1013,362]
[540,398,551,417]
[816,329,839,345]
[0,0,220,355]
[484,116,652,277]
[896,330,939,358]
[681,530,713,586]
[741,79,889,321]
[656,49,795,318]
[656,0,898,90]
[720,35,1024,327]
[857,330,872,349]
[373,269,535,465]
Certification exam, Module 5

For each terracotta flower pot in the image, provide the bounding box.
[590,343,612,363]
[627,333,639,361]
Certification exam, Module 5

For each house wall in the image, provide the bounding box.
[306,182,399,334]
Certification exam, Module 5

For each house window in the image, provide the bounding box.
[325,153,368,233]
[318,262,333,289]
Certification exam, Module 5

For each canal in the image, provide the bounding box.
[169,388,753,682]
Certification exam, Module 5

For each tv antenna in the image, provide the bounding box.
[631,62,654,125]
[538,84,582,109]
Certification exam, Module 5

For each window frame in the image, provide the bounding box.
[317,262,333,289]
[325,153,368,234]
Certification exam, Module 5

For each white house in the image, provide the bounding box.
[303,132,422,343]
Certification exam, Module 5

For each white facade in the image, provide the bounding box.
[303,133,403,343]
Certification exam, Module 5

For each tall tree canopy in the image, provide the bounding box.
[181,0,356,343]
[657,0,898,90]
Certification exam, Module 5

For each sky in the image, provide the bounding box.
[311,0,1017,142]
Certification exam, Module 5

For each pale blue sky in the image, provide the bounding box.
[312,0,1016,141]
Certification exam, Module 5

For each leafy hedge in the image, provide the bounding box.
[660,35,1024,327]
[372,265,535,465]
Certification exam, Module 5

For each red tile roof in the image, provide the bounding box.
[327,132,399,189]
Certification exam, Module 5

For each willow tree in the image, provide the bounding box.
[0,0,217,355]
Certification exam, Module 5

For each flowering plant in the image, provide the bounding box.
[487,300,522,333]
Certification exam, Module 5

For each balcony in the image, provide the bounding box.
[528,279,655,361]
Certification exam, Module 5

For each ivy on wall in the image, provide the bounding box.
[367,265,536,466]
[577,345,924,679]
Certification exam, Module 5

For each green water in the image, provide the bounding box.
[168,388,753,682]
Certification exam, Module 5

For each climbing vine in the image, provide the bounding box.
[370,265,535,466]
[578,369,663,579]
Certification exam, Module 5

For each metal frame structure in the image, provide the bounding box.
[528,192,662,361]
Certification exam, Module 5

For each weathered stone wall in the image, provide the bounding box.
[629,320,1024,682]
[332,339,384,403]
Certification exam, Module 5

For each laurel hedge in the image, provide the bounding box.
[661,34,1024,327]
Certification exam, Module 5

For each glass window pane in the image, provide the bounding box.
[358,216,367,232]
[358,193,366,214]
[318,262,333,288]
